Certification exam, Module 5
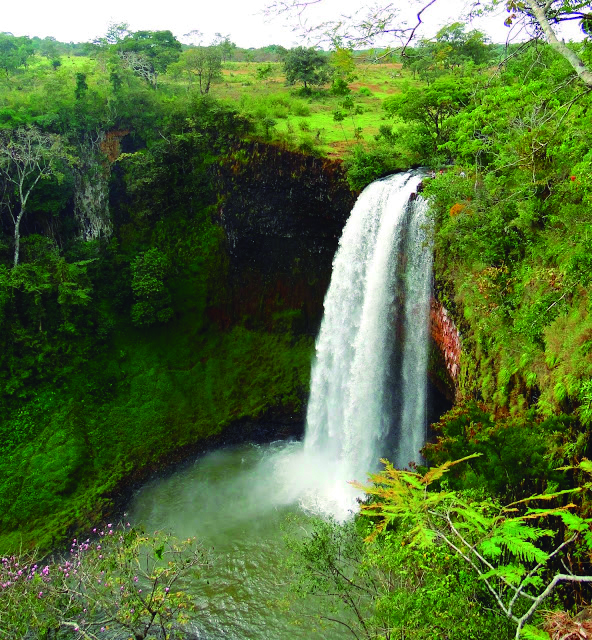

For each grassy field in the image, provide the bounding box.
[208,60,406,157]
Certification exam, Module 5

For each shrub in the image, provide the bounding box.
[0,523,209,640]
[131,248,173,327]
[291,101,310,117]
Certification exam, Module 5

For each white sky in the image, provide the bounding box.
[1,0,584,48]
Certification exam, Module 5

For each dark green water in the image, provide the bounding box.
[129,440,351,639]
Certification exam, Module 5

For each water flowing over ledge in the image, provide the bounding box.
[296,172,434,519]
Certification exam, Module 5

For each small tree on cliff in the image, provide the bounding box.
[0,126,73,267]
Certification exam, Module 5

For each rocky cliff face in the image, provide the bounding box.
[214,142,356,334]
[429,298,461,401]
[74,130,129,241]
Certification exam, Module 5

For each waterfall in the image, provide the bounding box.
[298,172,433,518]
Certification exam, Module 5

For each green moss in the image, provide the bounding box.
[0,323,313,553]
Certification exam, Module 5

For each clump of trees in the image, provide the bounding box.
[402,22,493,82]
[0,33,35,76]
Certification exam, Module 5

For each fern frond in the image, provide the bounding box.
[557,458,592,474]
[578,459,592,475]
[520,624,551,640]
[522,574,544,590]
[508,488,581,506]
[400,472,425,490]
[480,563,525,585]
[453,504,493,533]
[496,535,549,564]
[500,519,554,543]
[519,505,577,521]
[479,538,503,559]
[556,510,590,532]
[481,519,554,564]
[420,453,482,486]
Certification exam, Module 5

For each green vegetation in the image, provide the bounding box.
[289,457,592,640]
[0,523,208,639]
[0,33,319,552]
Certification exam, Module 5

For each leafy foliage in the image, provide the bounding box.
[131,248,173,327]
[281,47,331,90]
[0,523,208,639]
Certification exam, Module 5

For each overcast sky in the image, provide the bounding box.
[1,0,583,48]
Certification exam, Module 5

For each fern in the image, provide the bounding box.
[494,519,552,563]
[479,538,503,559]
[578,458,592,474]
[520,625,551,640]
[557,510,591,533]
[480,563,525,585]
[453,502,493,533]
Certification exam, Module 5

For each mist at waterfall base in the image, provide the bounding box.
[129,172,433,638]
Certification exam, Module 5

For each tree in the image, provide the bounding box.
[330,46,357,93]
[331,46,357,79]
[432,22,491,69]
[0,33,34,77]
[93,21,131,48]
[383,77,472,148]
[119,50,159,89]
[214,33,237,62]
[0,127,73,267]
[38,36,60,61]
[170,47,223,94]
[122,30,182,73]
[116,30,182,88]
[282,46,331,90]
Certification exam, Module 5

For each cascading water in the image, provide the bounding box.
[297,172,433,518]
[129,172,435,639]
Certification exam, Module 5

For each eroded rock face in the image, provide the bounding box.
[429,298,461,400]
[74,131,129,241]
[215,142,356,334]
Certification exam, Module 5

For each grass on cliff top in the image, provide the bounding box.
[207,61,406,157]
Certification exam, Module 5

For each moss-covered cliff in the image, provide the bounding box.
[0,131,354,553]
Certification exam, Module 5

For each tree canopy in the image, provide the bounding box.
[0,33,34,77]
[281,46,331,89]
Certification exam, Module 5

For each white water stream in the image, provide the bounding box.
[298,172,433,517]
